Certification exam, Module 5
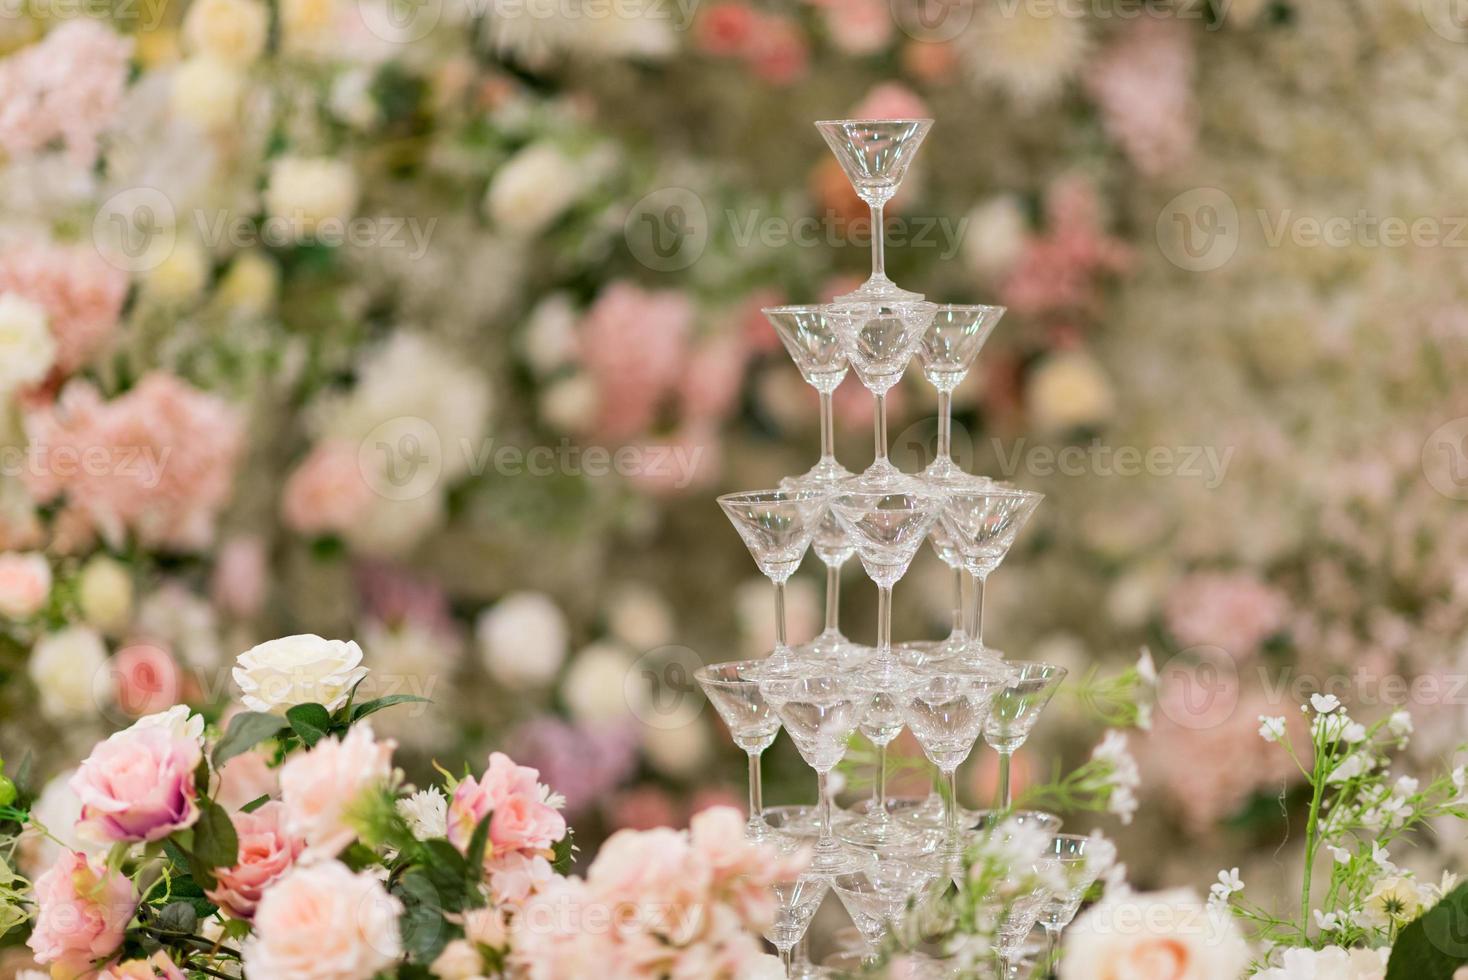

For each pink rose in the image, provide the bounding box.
[214,749,280,813]
[485,852,556,906]
[279,723,394,858]
[489,795,566,855]
[241,861,403,980]
[0,23,131,168]
[851,82,929,122]
[822,0,892,55]
[97,952,187,979]
[577,282,692,441]
[0,551,50,619]
[211,535,267,618]
[281,441,374,536]
[1164,571,1289,657]
[206,802,304,919]
[70,724,202,843]
[694,0,756,55]
[110,644,181,718]
[26,850,137,977]
[743,13,808,85]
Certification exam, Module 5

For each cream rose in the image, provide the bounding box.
[183,0,268,65]
[233,633,369,714]
[278,722,394,858]
[1060,888,1251,980]
[0,293,55,395]
[264,157,360,238]
[0,552,50,619]
[475,591,568,689]
[214,251,280,316]
[560,641,640,724]
[1027,349,1116,434]
[1253,946,1389,980]
[241,860,402,980]
[484,142,586,236]
[78,554,134,635]
[29,626,111,720]
[170,57,245,131]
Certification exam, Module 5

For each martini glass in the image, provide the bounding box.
[765,305,852,487]
[761,672,871,872]
[918,304,1005,480]
[814,118,933,304]
[938,485,1044,654]
[696,661,781,841]
[831,853,941,964]
[831,300,935,486]
[995,879,1051,980]
[803,508,857,662]
[765,865,830,977]
[985,662,1068,810]
[718,489,825,672]
[1038,833,1113,974]
[841,673,920,851]
[897,665,1009,856]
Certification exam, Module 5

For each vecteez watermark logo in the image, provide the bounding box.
[92,187,437,274]
[1421,0,1468,41]
[889,0,1228,41]
[624,186,967,273]
[1157,187,1468,273]
[1421,416,1468,500]
[355,0,701,44]
[0,0,168,29]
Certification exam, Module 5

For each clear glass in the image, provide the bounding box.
[831,854,940,960]
[695,661,781,840]
[937,484,1044,653]
[917,305,1005,479]
[717,489,825,666]
[763,871,829,970]
[1039,833,1112,972]
[984,662,1068,809]
[827,301,935,484]
[764,305,854,486]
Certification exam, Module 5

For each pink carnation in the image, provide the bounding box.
[1000,175,1133,317]
[26,850,138,977]
[577,282,692,441]
[0,241,128,376]
[206,802,304,920]
[214,749,280,813]
[447,752,566,864]
[281,440,375,536]
[743,13,809,85]
[241,861,402,980]
[70,724,203,843]
[0,21,132,166]
[680,333,748,424]
[1085,18,1197,177]
[23,374,244,552]
[1165,571,1290,656]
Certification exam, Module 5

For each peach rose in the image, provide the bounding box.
[241,860,402,980]
[206,802,304,919]
[97,952,186,979]
[26,851,137,977]
[110,643,181,718]
[214,749,280,812]
[281,441,374,536]
[70,723,202,843]
[1060,888,1252,980]
[279,722,394,858]
[0,551,50,619]
[489,794,566,855]
[447,753,565,862]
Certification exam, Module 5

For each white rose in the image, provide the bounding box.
[1027,349,1115,433]
[476,591,568,688]
[242,861,402,980]
[605,583,674,651]
[0,293,55,395]
[171,56,245,130]
[78,554,134,635]
[539,374,596,434]
[129,704,206,745]
[215,251,280,316]
[963,195,1028,280]
[1060,888,1252,980]
[29,626,111,720]
[642,719,710,778]
[520,293,578,376]
[183,0,268,64]
[560,642,639,724]
[344,492,446,558]
[1253,946,1389,980]
[17,769,95,877]
[233,633,369,713]
[328,69,380,129]
[265,157,360,238]
[0,551,50,619]
[485,142,584,236]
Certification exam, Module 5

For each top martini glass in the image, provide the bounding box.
[815,118,933,304]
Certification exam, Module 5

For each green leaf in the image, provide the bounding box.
[1388,882,1468,980]
[350,695,430,723]
[286,703,332,747]
[551,830,576,875]
[191,800,239,872]
[155,901,197,934]
[394,870,457,964]
[212,712,289,767]
[239,794,270,814]
[464,814,492,887]
[416,840,470,912]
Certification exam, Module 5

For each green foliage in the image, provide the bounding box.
[286,702,333,747]
[212,711,289,766]
[1388,884,1468,980]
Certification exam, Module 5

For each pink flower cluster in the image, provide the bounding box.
[1165,570,1290,657]
[448,752,567,867]
[1000,176,1135,318]
[26,850,138,978]
[693,1,809,84]
[0,241,128,377]
[1085,18,1198,178]
[23,373,244,552]
[206,802,304,920]
[70,724,203,844]
[0,21,132,166]
[280,440,374,537]
[511,806,803,979]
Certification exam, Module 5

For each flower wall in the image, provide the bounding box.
[0,0,1465,928]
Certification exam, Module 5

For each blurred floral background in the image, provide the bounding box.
[1,0,1466,925]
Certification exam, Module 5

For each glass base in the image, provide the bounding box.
[763,804,824,841]
[801,629,867,667]
[836,274,925,305]
[809,839,859,874]
[786,456,854,489]
[837,808,937,852]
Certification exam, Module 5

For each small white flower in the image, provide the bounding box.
[1394,775,1420,797]
[1371,842,1399,874]
[395,787,447,841]
[1328,845,1352,865]
[1327,753,1371,785]
[1313,909,1343,932]
[1310,693,1341,714]
[1135,647,1157,686]
[1387,710,1413,738]
[1208,867,1244,909]
[1453,766,1466,795]
[1258,715,1287,742]
[1341,722,1367,744]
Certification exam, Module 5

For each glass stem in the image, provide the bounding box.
[944,767,960,850]
[997,750,1012,811]
[873,742,888,818]
[817,769,833,844]
[747,751,763,827]
[1044,923,1060,977]
[972,573,987,647]
[877,584,892,659]
[824,562,841,634]
[774,579,787,649]
[795,935,810,970]
[780,945,793,977]
[819,389,836,463]
[873,392,888,466]
[950,565,965,638]
[870,202,886,281]
[936,389,952,466]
